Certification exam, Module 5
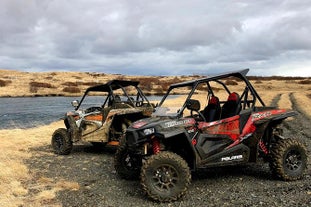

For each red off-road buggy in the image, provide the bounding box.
[114,69,308,202]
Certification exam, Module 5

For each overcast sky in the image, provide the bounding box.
[1,0,311,76]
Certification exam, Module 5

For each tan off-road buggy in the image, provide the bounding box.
[51,80,154,155]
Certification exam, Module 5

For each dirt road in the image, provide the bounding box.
[25,93,311,207]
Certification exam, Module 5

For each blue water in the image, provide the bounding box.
[0,96,164,129]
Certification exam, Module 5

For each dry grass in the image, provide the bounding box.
[62,86,81,93]
[0,121,79,207]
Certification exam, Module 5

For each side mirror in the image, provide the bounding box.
[186,99,200,111]
[71,100,79,108]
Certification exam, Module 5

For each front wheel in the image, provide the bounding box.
[269,139,307,181]
[114,144,141,180]
[140,152,191,202]
[51,128,73,155]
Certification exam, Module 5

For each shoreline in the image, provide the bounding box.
[0,119,64,130]
[0,92,166,98]
[0,94,68,98]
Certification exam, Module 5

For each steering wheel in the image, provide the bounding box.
[190,110,206,122]
[135,93,144,107]
[85,107,102,113]
[136,101,143,107]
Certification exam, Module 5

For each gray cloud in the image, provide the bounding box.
[0,0,310,76]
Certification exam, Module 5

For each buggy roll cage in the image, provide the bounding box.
[75,80,151,110]
[157,69,266,118]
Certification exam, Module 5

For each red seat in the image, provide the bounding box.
[203,96,221,122]
[221,92,241,119]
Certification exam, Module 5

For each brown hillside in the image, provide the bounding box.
[0,69,197,97]
[0,69,310,101]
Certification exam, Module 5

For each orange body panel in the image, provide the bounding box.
[85,114,103,121]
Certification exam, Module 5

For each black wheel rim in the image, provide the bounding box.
[54,133,64,149]
[124,154,133,169]
[285,149,302,172]
[123,153,139,171]
[152,164,178,192]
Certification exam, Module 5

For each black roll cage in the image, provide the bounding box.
[158,69,265,118]
[75,80,151,110]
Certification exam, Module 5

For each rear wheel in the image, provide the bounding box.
[269,139,307,181]
[51,128,73,155]
[140,152,191,202]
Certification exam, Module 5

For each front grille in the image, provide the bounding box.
[126,129,148,148]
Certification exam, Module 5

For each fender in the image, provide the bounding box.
[254,110,297,125]
[251,110,297,141]
[155,129,198,170]
[156,127,188,139]
[241,109,296,137]
[252,110,297,141]
[226,109,296,151]
[65,116,81,142]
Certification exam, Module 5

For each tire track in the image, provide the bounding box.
[269,93,282,107]
[288,92,311,173]
[269,93,295,134]
[289,92,311,139]
[270,92,311,139]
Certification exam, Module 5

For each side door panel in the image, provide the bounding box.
[194,115,250,166]
[195,134,232,159]
[199,115,240,140]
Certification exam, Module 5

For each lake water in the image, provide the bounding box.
[0,96,163,129]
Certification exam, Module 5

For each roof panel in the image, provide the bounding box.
[86,80,139,92]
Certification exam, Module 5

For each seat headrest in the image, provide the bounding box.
[209,96,219,105]
[228,92,239,101]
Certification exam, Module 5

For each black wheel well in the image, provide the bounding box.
[256,119,285,158]
[262,120,283,142]
[162,134,196,170]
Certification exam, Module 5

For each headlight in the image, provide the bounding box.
[143,128,155,135]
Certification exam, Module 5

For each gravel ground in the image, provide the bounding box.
[26,94,311,207]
